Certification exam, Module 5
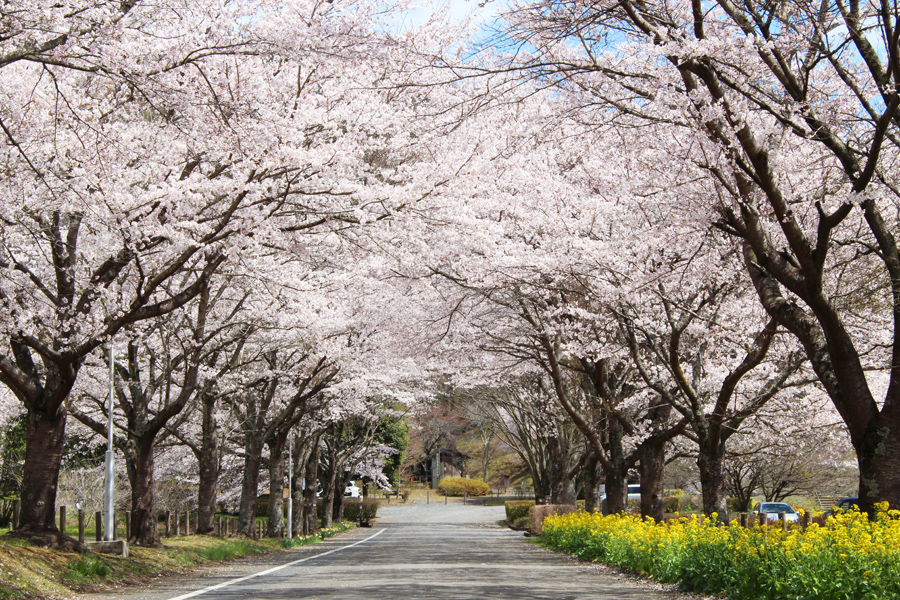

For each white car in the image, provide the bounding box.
[344,480,361,498]
[600,484,642,501]
[751,502,800,522]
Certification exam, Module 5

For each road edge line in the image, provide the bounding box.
[167,528,385,600]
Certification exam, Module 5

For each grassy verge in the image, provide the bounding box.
[0,524,355,600]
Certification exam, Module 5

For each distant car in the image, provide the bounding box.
[825,497,859,516]
[751,502,800,522]
[600,484,641,501]
[344,481,361,498]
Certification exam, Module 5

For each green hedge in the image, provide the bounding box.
[438,477,490,497]
[343,500,378,523]
[505,500,535,522]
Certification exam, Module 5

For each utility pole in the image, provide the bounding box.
[103,345,115,541]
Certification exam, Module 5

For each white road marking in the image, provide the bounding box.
[166,529,385,600]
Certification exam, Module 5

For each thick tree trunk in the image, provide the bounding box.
[18,406,67,534]
[582,454,602,513]
[547,436,576,505]
[291,440,309,537]
[196,393,218,534]
[698,446,728,519]
[267,441,286,538]
[129,440,160,546]
[638,439,667,522]
[603,418,628,514]
[332,471,350,525]
[857,407,900,513]
[321,466,337,529]
[237,446,261,537]
[304,441,320,535]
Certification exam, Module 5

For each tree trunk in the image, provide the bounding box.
[129,440,160,546]
[267,440,286,538]
[321,466,337,529]
[583,454,602,513]
[857,407,900,513]
[291,438,308,537]
[195,393,218,534]
[237,445,262,537]
[18,406,67,535]
[304,441,320,535]
[603,418,628,514]
[638,438,667,522]
[547,436,576,505]
[698,446,728,519]
[332,471,350,525]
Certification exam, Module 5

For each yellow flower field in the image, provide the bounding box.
[542,505,900,600]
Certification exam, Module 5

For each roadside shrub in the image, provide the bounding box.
[512,516,531,529]
[438,477,490,497]
[543,504,900,600]
[506,500,535,522]
[664,495,681,513]
[343,500,378,523]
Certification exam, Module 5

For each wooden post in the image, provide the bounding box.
[740,513,748,528]
[12,499,19,531]
[113,511,118,540]
[427,491,429,505]
[780,512,788,531]
[125,511,131,540]
[464,492,467,505]
[78,509,85,544]
[801,511,810,529]
[59,506,66,535]
[95,511,102,541]
[165,510,171,537]
[185,510,190,535]
[174,510,180,536]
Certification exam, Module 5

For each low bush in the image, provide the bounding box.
[512,516,531,529]
[543,505,900,600]
[438,477,490,497]
[664,495,681,513]
[343,500,378,523]
[505,500,535,522]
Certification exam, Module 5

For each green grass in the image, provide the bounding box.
[200,541,266,561]
[64,557,111,585]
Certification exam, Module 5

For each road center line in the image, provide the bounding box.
[167,529,386,600]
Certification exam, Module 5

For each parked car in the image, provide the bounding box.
[599,485,641,501]
[344,480,361,498]
[825,496,859,516]
[751,501,800,523]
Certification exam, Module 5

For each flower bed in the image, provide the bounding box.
[542,505,900,600]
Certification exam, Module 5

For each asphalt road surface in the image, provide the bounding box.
[76,502,681,600]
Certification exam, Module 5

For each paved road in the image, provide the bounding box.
[76,502,679,600]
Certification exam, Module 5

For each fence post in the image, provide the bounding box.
[427,491,429,505]
[113,511,118,540]
[12,499,19,531]
[185,510,190,535]
[125,511,131,540]
[174,510,180,536]
[78,510,85,544]
[740,513,748,528]
[780,512,788,531]
[59,506,66,536]
[463,492,467,505]
[95,511,102,541]
[801,511,810,529]
[165,510,171,537]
